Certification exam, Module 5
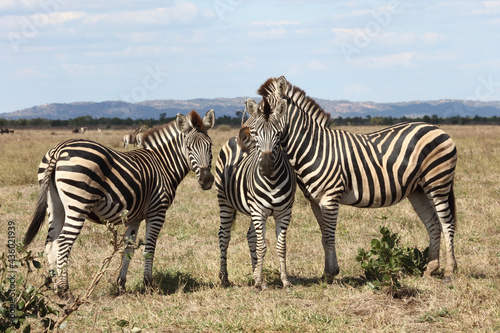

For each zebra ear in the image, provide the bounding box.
[245,98,259,118]
[237,126,254,151]
[277,76,287,94]
[203,109,215,130]
[274,99,287,119]
[176,113,192,134]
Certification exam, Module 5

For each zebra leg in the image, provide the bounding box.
[427,188,457,280]
[143,215,164,291]
[311,200,340,282]
[45,182,65,279]
[408,190,443,277]
[251,213,268,291]
[247,222,257,271]
[218,203,236,286]
[55,216,86,300]
[275,210,292,289]
[117,219,141,294]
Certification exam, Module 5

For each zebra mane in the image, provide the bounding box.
[262,98,272,120]
[257,77,333,128]
[142,121,176,146]
[142,110,207,146]
[186,110,207,133]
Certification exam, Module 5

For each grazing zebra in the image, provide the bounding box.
[23,110,215,299]
[216,98,296,290]
[255,76,458,281]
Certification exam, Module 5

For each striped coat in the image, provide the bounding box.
[24,110,215,298]
[256,76,458,281]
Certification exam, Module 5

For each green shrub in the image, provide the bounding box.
[1,243,60,332]
[356,226,428,290]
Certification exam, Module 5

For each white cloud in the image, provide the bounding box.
[459,59,500,70]
[473,0,500,14]
[225,57,256,71]
[247,27,287,39]
[350,52,416,69]
[343,84,373,98]
[7,66,45,79]
[83,2,200,26]
[251,20,301,27]
[418,32,447,45]
[0,11,84,29]
[306,60,328,71]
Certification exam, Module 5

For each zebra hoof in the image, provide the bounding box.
[253,282,268,292]
[220,280,232,288]
[321,274,335,284]
[443,275,453,284]
[58,290,74,303]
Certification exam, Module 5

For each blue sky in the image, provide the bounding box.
[1,0,500,114]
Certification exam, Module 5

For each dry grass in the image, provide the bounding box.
[0,125,499,332]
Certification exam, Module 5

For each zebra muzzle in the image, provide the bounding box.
[259,152,274,178]
[198,167,214,190]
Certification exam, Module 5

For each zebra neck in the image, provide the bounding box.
[281,106,326,168]
[144,129,190,181]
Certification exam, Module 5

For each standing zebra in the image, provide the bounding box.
[216,98,296,290]
[136,132,144,147]
[123,128,141,148]
[24,110,215,299]
[255,76,458,281]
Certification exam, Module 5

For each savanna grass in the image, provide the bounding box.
[0,125,499,332]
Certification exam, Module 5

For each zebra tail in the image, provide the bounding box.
[23,162,53,246]
[449,182,457,231]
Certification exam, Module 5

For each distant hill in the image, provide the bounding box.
[2,98,500,120]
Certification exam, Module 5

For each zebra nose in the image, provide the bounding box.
[260,152,273,178]
[198,167,214,190]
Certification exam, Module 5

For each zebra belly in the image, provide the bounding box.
[90,194,147,224]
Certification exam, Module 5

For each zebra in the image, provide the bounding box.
[123,133,137,148]
[23,109,215,299]
[136,132,144,147]
[216,98,296,290]
[123,128,141,148]
[255,76,458,282]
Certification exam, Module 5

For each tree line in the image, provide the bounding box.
[0,114,499,128]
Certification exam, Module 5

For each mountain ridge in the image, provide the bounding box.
[2,98,499,120]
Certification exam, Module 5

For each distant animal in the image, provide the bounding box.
[1,128,14,134]
[123,128,142,148]
[23,110,215,299]
[97,128,102,133]
[136,132,144,147]
[72,128,79,134]
[256,76,458,281]
[216,98,296,290]
[123,133,136,148]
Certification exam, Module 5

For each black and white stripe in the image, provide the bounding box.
[24,110,215,298]
[216,98,296,290]
[257,76,458,281]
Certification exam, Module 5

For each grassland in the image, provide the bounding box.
[0,124,499,332]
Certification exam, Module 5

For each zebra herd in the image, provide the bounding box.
[24,76,458,299]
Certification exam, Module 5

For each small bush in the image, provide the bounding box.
[356,226,428,290]
[1,243,60,332]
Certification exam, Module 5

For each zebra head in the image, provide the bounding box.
[176,109,215,190]
[239,98,287,178]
